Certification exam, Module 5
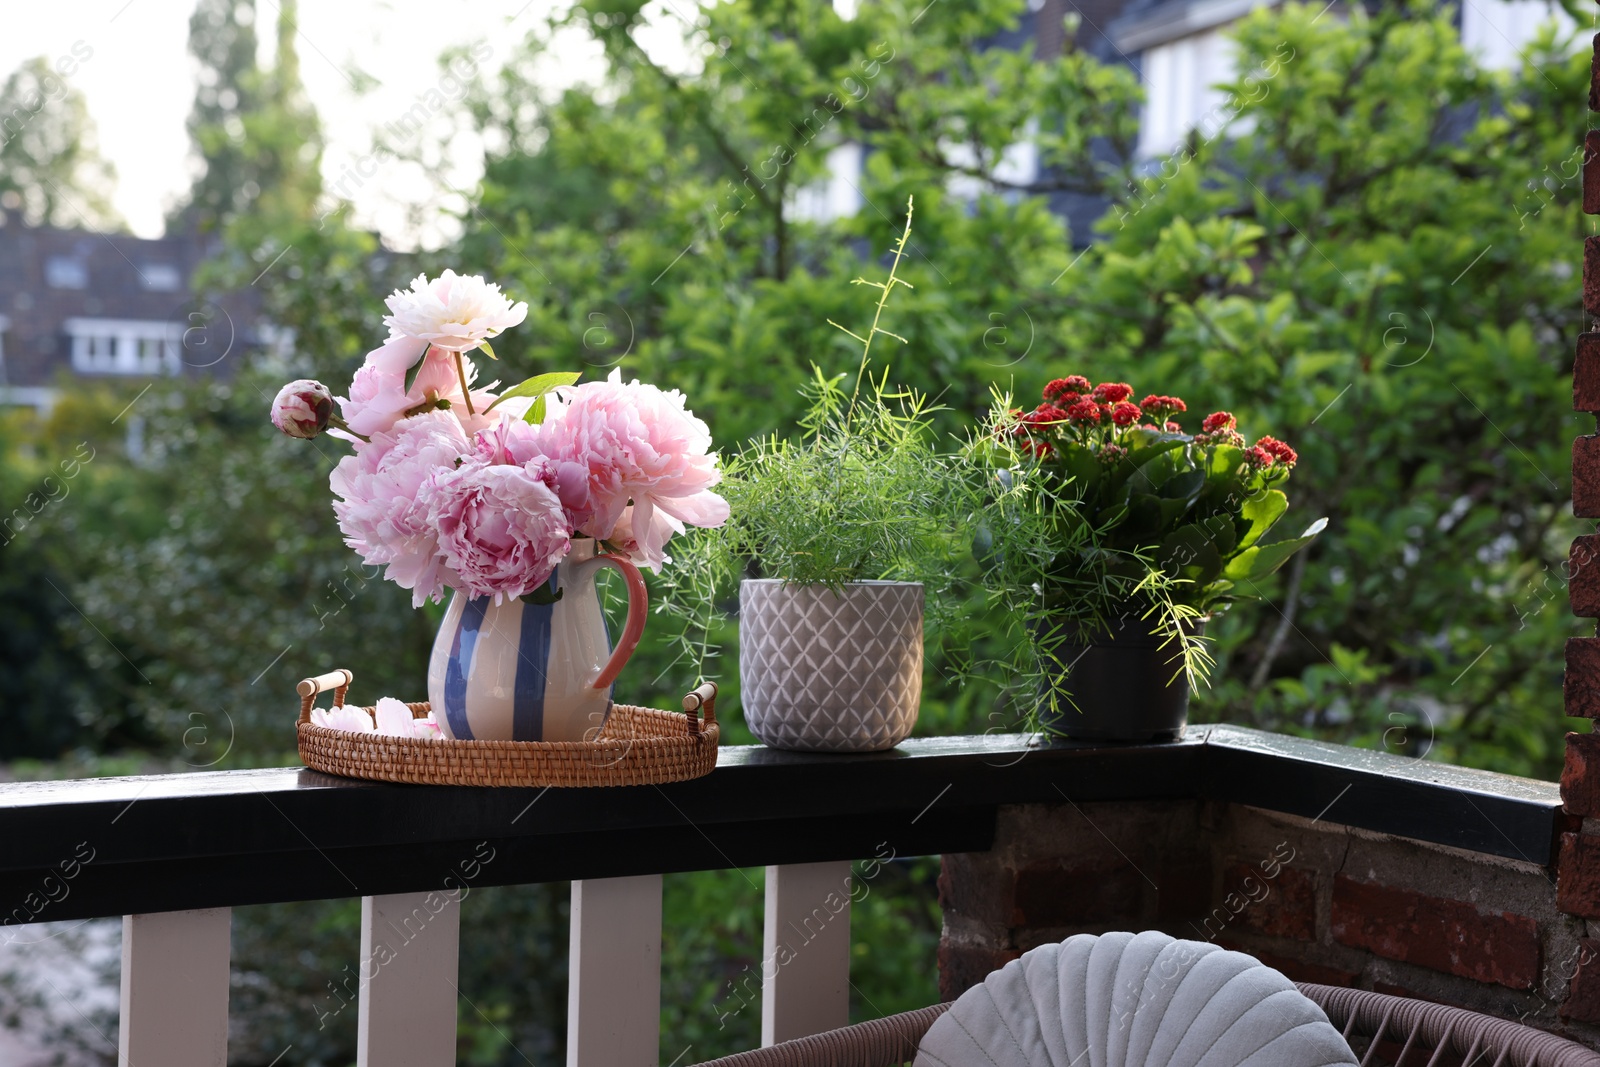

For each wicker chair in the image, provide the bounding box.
[696,985,1600,1066]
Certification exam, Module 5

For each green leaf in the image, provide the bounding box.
[1156,497,1192,528]
[1157,468,1206,503]
[528,395,548,425]
[1096,501,1129,530]
[402,344,431,394]
[1198,579,1236,610]
[1060,444,1102,491]
[1123,449,1181,502]
[1223,517,1329,581]
[1206,445,1245,482]
[478,339,498,360]
[1238,489,1288,549]
[1120,493,1165,538]
[1159,522,1225,584]
[1201,512,1238,558]
[522,585,564,605]
[483,371,581,416]
[1124,436,1188,466]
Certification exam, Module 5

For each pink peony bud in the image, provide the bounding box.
[271,380,335,439]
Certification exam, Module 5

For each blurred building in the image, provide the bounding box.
[803,0,1576,235]
[1109,0,1573,158]
[0,208,260,416]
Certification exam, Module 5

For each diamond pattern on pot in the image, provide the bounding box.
[739,580,924,752]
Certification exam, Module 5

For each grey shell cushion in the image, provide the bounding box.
[915,931,1358,1067]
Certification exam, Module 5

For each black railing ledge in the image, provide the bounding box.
[0,725,1561,922]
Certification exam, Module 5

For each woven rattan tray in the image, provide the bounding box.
[295,669,719,787]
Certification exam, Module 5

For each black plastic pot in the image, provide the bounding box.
[1039,614,1199,742]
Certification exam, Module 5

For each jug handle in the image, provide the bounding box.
[584,553,649,690]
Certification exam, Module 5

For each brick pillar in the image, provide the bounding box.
[1559,31,1600,1024]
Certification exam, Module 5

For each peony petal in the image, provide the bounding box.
[313,705,375,733]
[374,696,417,736]
[654,489,730,529]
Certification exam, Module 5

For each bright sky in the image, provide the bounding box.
[1,1,688,247]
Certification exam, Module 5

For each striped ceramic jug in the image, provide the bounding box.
[425,538,647,742]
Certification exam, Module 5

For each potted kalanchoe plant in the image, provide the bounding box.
[981,377,1326,742]
[269,270,728,744]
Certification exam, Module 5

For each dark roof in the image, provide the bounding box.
[0,211,257,389]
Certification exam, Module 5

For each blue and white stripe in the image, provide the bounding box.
[430,570,615,743]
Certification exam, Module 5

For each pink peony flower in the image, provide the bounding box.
[271,379,334,439]
[473,417,542,466]
[602,505,662,570]
[311,705,375,732]
[471,420,594,531]
[373,696,440,738]
[330,411,472,606]
[336,335,500,442]
[424,458,572,602]
[533,369,729,568]
[383,270,528,352]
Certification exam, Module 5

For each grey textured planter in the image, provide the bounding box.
[738,579,924,752]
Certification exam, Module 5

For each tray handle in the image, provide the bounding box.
[297,669,353,725]
[683,681,718,736]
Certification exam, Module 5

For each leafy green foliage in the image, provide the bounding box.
[658,859,940,1063]
[1054,0,1590,773]
[989,398,1324,617]
[715,381,960,589]
[446,0,1591,776]
[655,206,974,682]
[169,0,323,235]
[0,54,120,230]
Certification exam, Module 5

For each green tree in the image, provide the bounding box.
[1058,3,1587,775]
[170,0,322,235]
[0,399,150,760]
[450,0,1589,777]
[0,54,120,230]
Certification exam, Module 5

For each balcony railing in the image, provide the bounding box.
[0,726,1565,1065]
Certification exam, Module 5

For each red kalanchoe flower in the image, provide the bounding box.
[1013,405,1067,444]
[1140,394,1188,420]
[1255,435,1298,468]
[1044,375,1091,402]
[1091,382,1134,404]
[1201,411,1236,434]
[1164,420,1182,433]
[1244,445,1276,470]
[1110,401,1142,427]
[1196,428,1246,448]
[1065,399,1102,425]
[1099,443,1129,465]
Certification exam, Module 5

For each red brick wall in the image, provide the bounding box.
[938,801,1598,1046]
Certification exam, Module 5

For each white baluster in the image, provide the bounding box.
[357,891,462,1067]
[762,861,853,1045]
[568,875,662,1067]
[119,907,231,1067]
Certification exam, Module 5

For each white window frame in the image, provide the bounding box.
[64,318,183,377]
[139,263,183,292]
